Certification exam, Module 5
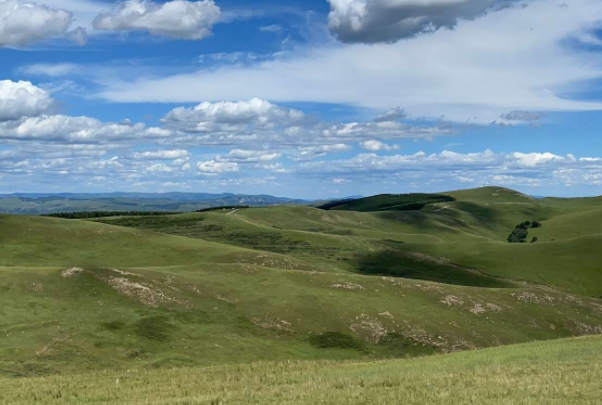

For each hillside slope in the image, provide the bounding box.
[94,199,602,296]
[2,186,602,378]
[2,262,602,377]
[3,335,601,404]
[0,214,313,271]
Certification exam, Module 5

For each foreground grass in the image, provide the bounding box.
[2,336,600,405]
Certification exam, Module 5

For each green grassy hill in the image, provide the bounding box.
[1,186,602,395]
[3,335,601,404]
[0,214,312,270]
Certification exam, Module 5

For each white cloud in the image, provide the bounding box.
[1,144,113,159]
[41,0,106,32]
[99,0,602,122]
[218,149,282,163]
[197,160,240,174]
[323,121,451,140]
[327,0,495,44]
[20,63,80,77]
[254,162,289,173]
[93,0,221,40]
[132,149,190,160]
[290,144,352,161]
[0,0,86,47]
[145,163,174,173]
[163,98,306,131]
[259,24,282,33]
[375,107,407,122]
[0,80,55,122]
[361,140,399,151]
[512,152,565,167]
[0,114,170,143]
[159,98,450,148]
[500,110,544,122]
[297,149,588,189]
[66,26,87,45]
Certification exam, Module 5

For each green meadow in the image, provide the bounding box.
[2,336,600,404]
[1,186,601,403]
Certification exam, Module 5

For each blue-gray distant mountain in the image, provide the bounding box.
[0,193,311,215]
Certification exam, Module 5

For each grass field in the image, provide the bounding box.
[1,335,600,404]
[1,186,601,401]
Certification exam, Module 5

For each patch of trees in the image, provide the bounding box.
[195,205,250,212]
[43,211,179,219]
[319,193,456,212]
[507,221,542,243]
[97,215,208,230]
[318,199,358,210]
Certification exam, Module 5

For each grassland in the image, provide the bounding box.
[1,335,600,404]
[1,186,602,402]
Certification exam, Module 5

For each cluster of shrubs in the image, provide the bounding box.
[44,211,178,219]
[507,220,542,243]
[44,206,251,219]
[195,205,250,212]
[319,193,456,212]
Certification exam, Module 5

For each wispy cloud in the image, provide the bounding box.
[96,0,602,123]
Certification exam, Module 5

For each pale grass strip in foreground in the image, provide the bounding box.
[1,336,600,405]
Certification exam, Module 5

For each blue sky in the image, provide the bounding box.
[1,0,602,198]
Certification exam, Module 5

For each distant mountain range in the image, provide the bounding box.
[0,193,316,215]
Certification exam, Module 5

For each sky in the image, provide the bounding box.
[1,0,602,199]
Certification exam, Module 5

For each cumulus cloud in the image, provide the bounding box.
[0,89,437,156]
[375,107,407,122]
[42,0,106,31]
[132,149,190,160]
[217,149,282,163]
[297,149,591,189]
[512,152,567,167]
[0,114,170,143]
[0,0,86,47]
[99,0,602,122]
[327,0,495,44]
[290,144,352,161]
[323,121,452,140]
[0,80,56,122]
[66,26,87,45]
[197,160,240,174]
[93,0,221,40]
[160,98,451,148]
[361,140,399,151]
[163,98,306,131]
[145,163,174,173]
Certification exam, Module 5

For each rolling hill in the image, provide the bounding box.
[1,186,602,403]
